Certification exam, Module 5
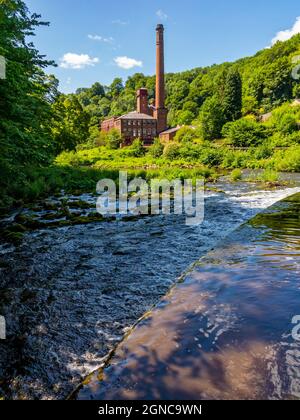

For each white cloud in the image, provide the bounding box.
[60,53,99,69]
[112,19,129,25]
[271,16,300,45]
[114,56,143,70]
[88,34,114,43]
[156,9,168,21]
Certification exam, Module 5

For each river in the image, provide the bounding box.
[0,174,300,399]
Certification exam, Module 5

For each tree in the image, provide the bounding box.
[149,138,164,158]
[222,68,242,122]
[109,92,135,116]
[51,94,90,152]
[183,100,198,114]
[109,77,124,99]
[0,0,56,202]
[125,73,147,92]
[90,82,105,98]
[198,96,225,140]
[222,118,268,147]
[98,97,111,117]
[188,74,208,106]
[166,79,190,110]
[176,110,195,125]
[105,128,122,150]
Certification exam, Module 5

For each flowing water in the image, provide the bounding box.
[76,193,300,400]
[0,176,300,399]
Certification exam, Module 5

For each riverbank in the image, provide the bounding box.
[75,192,300,400]
[2,139,300,213]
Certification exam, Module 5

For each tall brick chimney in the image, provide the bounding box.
[154,24,168,133]
[137,88,149,115]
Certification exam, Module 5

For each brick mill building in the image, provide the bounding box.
[101,24,179,145]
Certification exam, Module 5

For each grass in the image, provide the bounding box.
[55,143,300,174]
[258,169,280,183]
[230,169,243,182]
[0,163,217,214]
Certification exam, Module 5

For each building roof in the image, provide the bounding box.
[119,111,156,120]
[160,126,182,135]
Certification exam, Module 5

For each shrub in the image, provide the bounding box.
[163,142,181,160]
[269,131,300,147]
[105,128,122,150]
[174,126,197,143]
[275,113,298,135]
[149,138,164,158]
[271,146,300,172]
[258,169,279,183]
[230,168,242,181]
[221,149,248,169]
[286,131,300,144]
[127,139,146,157]
[198,147,223,166]
[251,144,273,159]
[222,118,269,147]
[55,151,81,167]
[267,103,300,135]
[179,143,201,160]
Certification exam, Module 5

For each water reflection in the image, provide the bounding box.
[76,194,300,400]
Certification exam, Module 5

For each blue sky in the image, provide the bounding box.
[25,0,300,93]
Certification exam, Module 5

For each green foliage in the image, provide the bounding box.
[0,0,56,203]
[163,142,181,160]
[270,146,300,172]
[251,144,273,159]
[105,128,122,150]
[242,95,259,115]
[258,169,279,183]
[222,118,269,147]
[127,139,146,157]
[198,96,225,140]
[149,138,164,158]
[222,68,242,122]
[174,126,197,143]
[2,3,300,210]
[51,94,90,152]
[166,79,190,110]
[230,169,242,181]
[65,32,300,146]
[176,110,195,125]
[267,103,300,134]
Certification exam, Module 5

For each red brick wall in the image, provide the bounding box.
[120,119,157,146]
[101,117,118,132]
[137,89,149,115]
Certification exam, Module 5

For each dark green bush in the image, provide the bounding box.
[222,118,269,147]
